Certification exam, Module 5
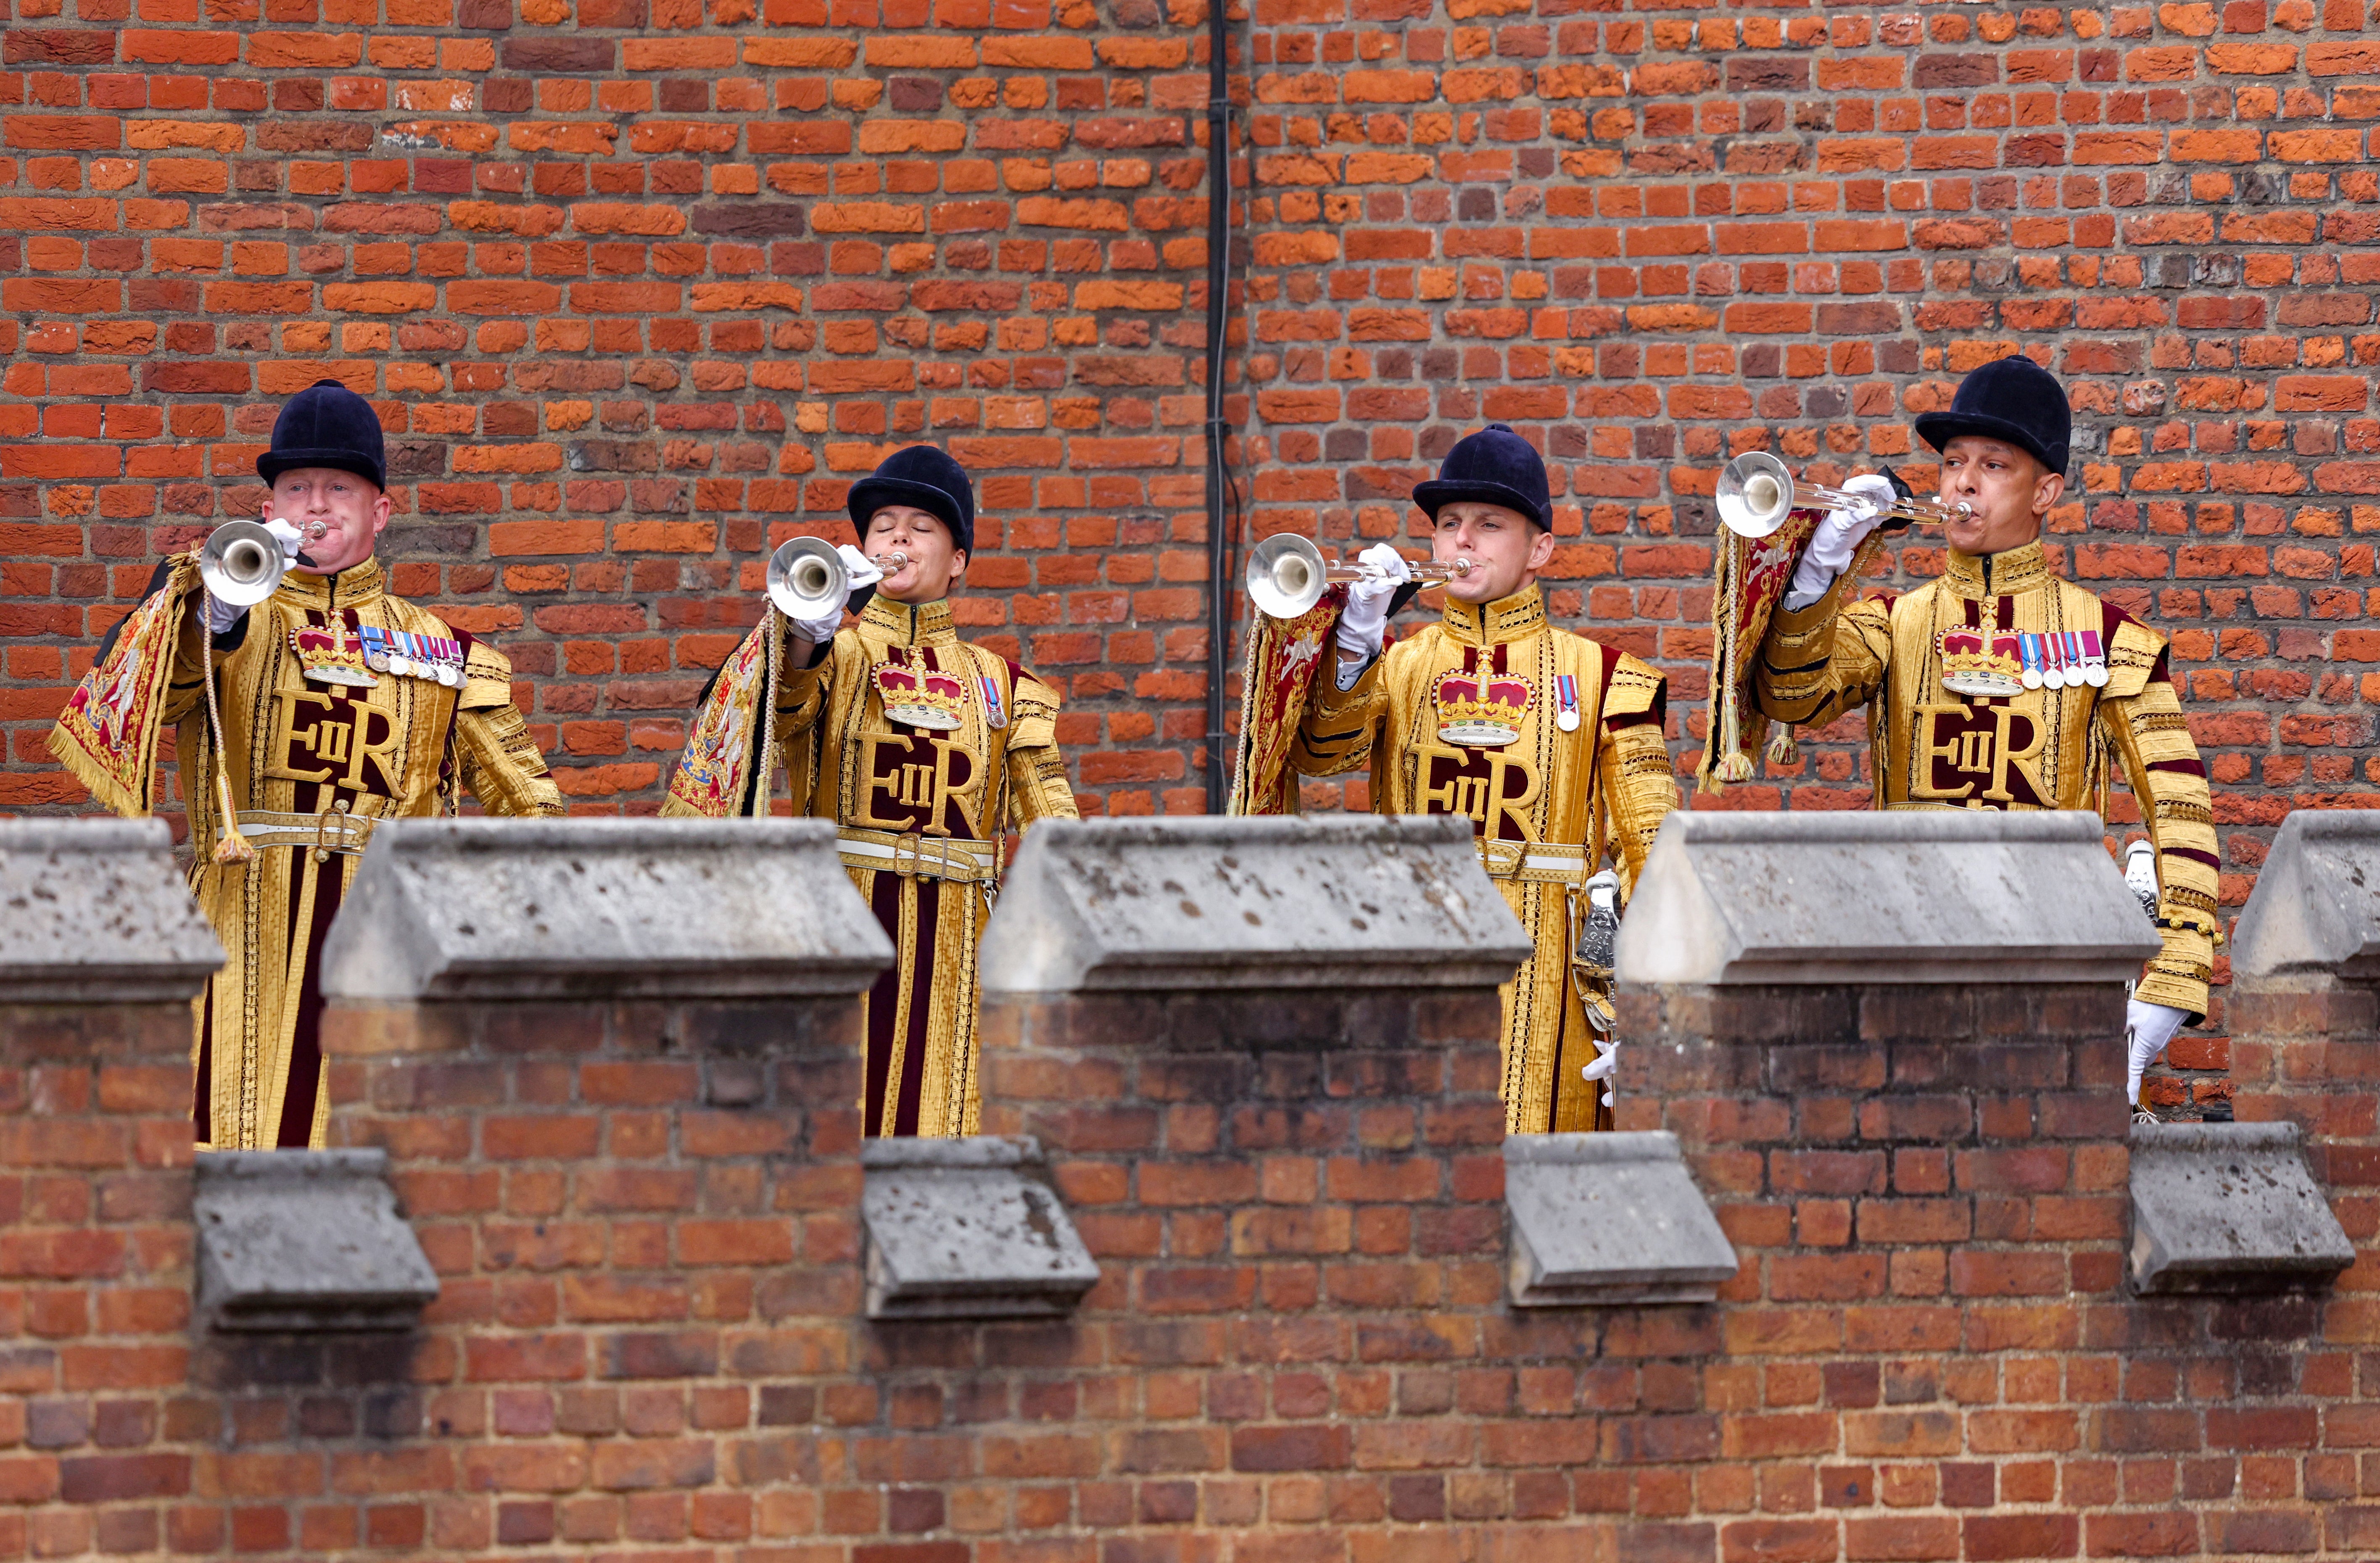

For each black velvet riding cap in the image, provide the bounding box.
[847,444,976,555]
[1914,354,2071,475]
[1410,423,1551,531]
[256,378,386,491]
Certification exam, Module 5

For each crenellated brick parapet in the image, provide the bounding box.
[0,810,2377,1559]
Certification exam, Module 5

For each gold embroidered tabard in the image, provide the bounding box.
[1755,538,2218,1018]
[52,556,563,1151]
[1290,585,1681,1134]
[667,595,1078,1138]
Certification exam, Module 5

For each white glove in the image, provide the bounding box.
[1332,543,1410,677]
[792,544,882,643]
[1582,1038,1618,1108]
[203,520,308,633]
[1788,472,1897,601]
[2125,998,2189,1107]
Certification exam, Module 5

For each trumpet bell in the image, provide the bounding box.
[197,520,288,608]
[1715,451,1795,540]
[1246,533,1330,621]
[766,537,848,621]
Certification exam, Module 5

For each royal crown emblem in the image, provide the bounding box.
[873,662,967,731]
[289,624,377,688]
[1433,669,1530,747]
[1937,629,2025,699]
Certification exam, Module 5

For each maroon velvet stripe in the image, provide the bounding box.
[891,881,940,1138]
[275,849,347,1149]
[1544,992,1568,1135]
[861,871,905,1138]
[192,984,215,1141]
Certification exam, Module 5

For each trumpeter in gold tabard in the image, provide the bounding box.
[663,446,1077,1138]
[1749,356,2216,1031]
[47,382,562,1151]
[1235,424,1681,1134]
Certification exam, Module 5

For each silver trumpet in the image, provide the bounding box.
[1715,451,1974,540]
[197,517,325,607]
[1245,533,1473,621]
[764,539,910,622]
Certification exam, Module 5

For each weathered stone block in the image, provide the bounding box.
[977,815,1532,995]
[319,817,892,1002]
[1616,810,2157,988]
[861,1136,1099,1320]
[1505,1131,1739,1306]
[2230,809,2380,991]
[194,1150,439,1331]
[2128,1122,2354,1295]
[0,817,222,1002]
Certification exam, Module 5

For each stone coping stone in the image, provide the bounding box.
[1505,1131,1740,1307]
[0,817,223,1003]
[2229,809,2380,991]
[978,815,1532,996]
[861,1136,1100,1321]
[2128,1121,2355,1295]
[1615,810,2158,988]
[320,817,892,1002]
[194,1150,440,1332]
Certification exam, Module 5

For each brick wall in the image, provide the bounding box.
[6,5,2377,1095]
[0,991,198,1559]
[7,844,2377,1560]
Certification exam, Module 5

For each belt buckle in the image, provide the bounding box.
[1478,837,1523,878]
[890,831,924,879]
[313,797,351,864]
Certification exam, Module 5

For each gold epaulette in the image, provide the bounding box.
[1004,662,1062,750]
[2100,611,2166,700]
[1602,650,1665,722]
[459,636,515,709]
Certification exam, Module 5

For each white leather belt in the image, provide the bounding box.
[236,808,379,859]
[1475,837,1593,886]
[836,827,999,884]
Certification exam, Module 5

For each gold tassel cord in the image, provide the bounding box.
[753,608,782,819]
[198,593,255,865]
[1699,529,1745,793]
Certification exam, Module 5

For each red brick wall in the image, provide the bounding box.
[7,939,2375,1558]
[0,995,198,1559]
[6,6,2376,1102]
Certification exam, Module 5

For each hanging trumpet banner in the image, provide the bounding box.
[50,556,201,817]
[1226,584,1347,817]
[1697,509,1893,794]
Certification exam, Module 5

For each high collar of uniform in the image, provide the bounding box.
[861,593,955,647]
[1944,538,2049,600]
[1438,583,1546,646]
[276,555,384,611]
